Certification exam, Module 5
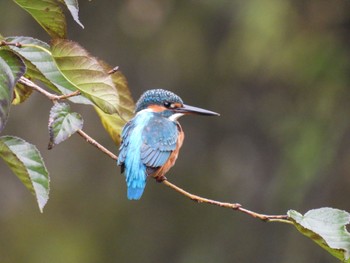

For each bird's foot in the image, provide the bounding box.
[155,175,167,183]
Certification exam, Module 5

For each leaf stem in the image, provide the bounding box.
[76,130,118,161]
[0,41,52,55]
[18,76,80,102]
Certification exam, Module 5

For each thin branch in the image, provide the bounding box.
[161,179,290,223]
[22,74,291,223]
[237,207,291,223]
[75,129,291,223]
[77,130,118,161]
[0,40,22,48]
[56,90,81,100]
[161,179,241,209]
[19,77,57,100]
[19,77,81,101]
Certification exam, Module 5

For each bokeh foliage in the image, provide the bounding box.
[1,1,350,263]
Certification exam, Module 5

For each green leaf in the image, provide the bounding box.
[99,63,135,121]
[0,49,26,133]
[93,65,135,145]
[51,39,120,114]
[95,107,126,145]
[0,136,50,212]
[6,36,91,105]
[288,208,350,262]
[48,102,83,149]
[62,0,84,28]
[112,70,134,119]
[110,70,134,120]
[12,0,67,38]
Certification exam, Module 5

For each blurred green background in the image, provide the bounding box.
[1,0,350,262]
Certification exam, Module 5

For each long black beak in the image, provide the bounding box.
[175,104,220,116]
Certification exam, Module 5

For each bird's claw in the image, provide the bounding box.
[156,175,167,183]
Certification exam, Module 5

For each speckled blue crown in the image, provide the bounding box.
[135,89,184,112]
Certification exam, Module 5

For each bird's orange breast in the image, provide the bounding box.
[152,123,184,180]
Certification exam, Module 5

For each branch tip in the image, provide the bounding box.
[107,66,119,74]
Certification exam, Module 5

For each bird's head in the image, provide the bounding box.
[135,89,219,120]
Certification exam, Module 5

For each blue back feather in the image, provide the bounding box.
[118,112,152,200]
[118,110,178,200]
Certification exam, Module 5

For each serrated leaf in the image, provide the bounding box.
[99,62,135,121]
[95,106,127,145]
[12,82,33,104]
[288,208,350,262]
[6,36,91,104]
[12,0,67,38]
[0,49,26,133]
[93,65,134,145]
[48,102,83,149]
[112,71,134,120]
[0,136,50,212]
[62,0,84,28]
[51,39,119,114]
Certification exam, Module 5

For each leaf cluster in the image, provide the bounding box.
[0,0,134,212]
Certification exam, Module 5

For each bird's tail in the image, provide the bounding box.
[126,172,146,200]
[127,186,145,200]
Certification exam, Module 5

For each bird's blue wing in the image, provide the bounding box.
[118,118,148,200]
[117,113,178,200]
[117,120,134,169]
[141,116,178,168]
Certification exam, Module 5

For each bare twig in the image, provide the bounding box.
[21,73,291,223]
[237,207,291,223]
[0,40,22,48]
[161,179,241,209]
[19,77,57,100]
[19,77,81,102]
[161,179,290,223]
[74,129,291,223]
[77,129,118,160]
[56,90,81,100]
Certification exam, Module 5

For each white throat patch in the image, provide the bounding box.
[168,113,184,121]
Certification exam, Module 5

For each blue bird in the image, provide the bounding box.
[117,89,219,200]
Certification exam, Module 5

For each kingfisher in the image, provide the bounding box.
[117,89,219,200]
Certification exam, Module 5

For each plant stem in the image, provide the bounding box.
[75,129,291,223]
[76,130,118,161]
[19,77,57,100]
[161,179,290,223]
[1,41,52,55]
[23,75,291,224]
[19,77,80,101]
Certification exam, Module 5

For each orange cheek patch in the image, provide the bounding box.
[173,103,183,108]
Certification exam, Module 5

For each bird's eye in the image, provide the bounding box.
[164,101,171,108]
